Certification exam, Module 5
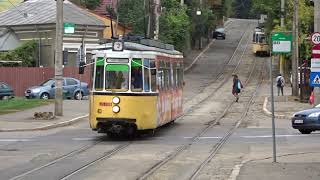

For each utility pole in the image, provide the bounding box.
[180,0,184,6]
[280,0,285,76]
[114,0,119,37]
[54,0,63,116]
[292,0,299,96]
[314,0,320,106]
[154,0,160,40]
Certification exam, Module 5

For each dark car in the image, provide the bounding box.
[25,77,89,100]
[212,28,226,39]
[292,105,320,134]
[0,82,14,100]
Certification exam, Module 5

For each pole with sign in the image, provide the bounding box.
[311,32,320,106]
[271,32,292,163]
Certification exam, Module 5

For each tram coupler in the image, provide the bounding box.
[109,124,124,134]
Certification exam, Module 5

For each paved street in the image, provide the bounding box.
[0,19,319,180]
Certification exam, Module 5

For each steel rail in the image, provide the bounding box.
[59,143,130,180]
[181,23,254,120]
[9,141,102,180]
[189,57,267,180]
[137,23,255,180]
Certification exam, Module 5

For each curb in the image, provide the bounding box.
[0,114,89,132]
[262,97,291,119]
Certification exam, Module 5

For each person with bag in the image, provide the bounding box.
[276,73,285,96]
[232,74,243,102]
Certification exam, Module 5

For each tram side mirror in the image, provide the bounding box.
[79,61,86,74]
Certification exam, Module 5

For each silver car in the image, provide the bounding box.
[25,77,89,100]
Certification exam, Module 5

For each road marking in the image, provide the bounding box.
[0,139,32,142]
[184,136,222,139]
[72,137,96,141]
[184,134,320,140]
[240,134,320,138]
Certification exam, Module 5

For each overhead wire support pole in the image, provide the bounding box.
[270,54,277,163]
[292,0,299,96]
[314,0,320,106]
[154,0,160,40]
[280,0,285,76]
[55,0,64,116]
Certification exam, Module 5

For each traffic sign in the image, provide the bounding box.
[311,32,320,45]
[312,45,320,58]
[272,32,292,54]
[310,72,320,87]
[64,23,75,34]
[311,58,320,72]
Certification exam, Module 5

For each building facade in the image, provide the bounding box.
[0,0,107,67]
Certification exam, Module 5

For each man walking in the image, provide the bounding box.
[276,73,285,96]
[232,74,243,102]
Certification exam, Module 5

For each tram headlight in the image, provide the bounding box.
[112,106,120,113]
[112,97,120,104]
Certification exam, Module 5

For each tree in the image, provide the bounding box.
[0,40,37,67]
[70,0,101,10]
[159,0,191,51]
[117,0,146,35]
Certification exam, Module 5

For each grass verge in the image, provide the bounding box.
[0,97,53,115]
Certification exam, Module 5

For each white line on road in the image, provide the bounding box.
[0,139,32,142]
[183,133,320,140]
[72,137,96,141]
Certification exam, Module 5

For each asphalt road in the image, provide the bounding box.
[1,19,320,180]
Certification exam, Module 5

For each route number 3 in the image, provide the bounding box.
[312,32,320,45]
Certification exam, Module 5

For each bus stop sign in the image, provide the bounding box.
[272,32,292,54]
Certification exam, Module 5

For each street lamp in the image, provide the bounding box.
[196,10,202,16]
[196,9,202,49]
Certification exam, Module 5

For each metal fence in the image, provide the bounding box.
[0,66,93,97]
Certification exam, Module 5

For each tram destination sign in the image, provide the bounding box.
[272,32,292,54]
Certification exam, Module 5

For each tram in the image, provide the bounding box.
[89,39,184,137]
[252,28,270,56]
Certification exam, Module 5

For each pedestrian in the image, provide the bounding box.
[276,73,285,96]
[232,74,243,102]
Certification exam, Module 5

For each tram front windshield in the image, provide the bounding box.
[105,64,129,91]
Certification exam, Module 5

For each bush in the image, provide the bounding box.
[0,40,37,67]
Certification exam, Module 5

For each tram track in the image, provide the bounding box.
[8,141,130,180]
[182,22,253,115]
[6,21,259,180]
[59,143,130,180]
[189,59,267,180]
[136,23,258,180]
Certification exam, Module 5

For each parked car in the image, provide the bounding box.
[292,104,320,134]
[25,77,89,100]
[212,28,226,39]
[0,81,14,100]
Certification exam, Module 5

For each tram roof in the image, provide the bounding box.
[94,41,183,56]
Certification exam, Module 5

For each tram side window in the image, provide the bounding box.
[177,65,183,87]
[150,61,157,92]
[143,59,150,92]
[94,58,104,90]
[131,59,143,92]
[168,62,172,89]
[105,64,129,90]
[158,61,165,91]
[173,63,177,88]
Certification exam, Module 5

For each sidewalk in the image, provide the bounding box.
[0,100,89,132]
[260,83,312,119]
[235,82,320,180]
